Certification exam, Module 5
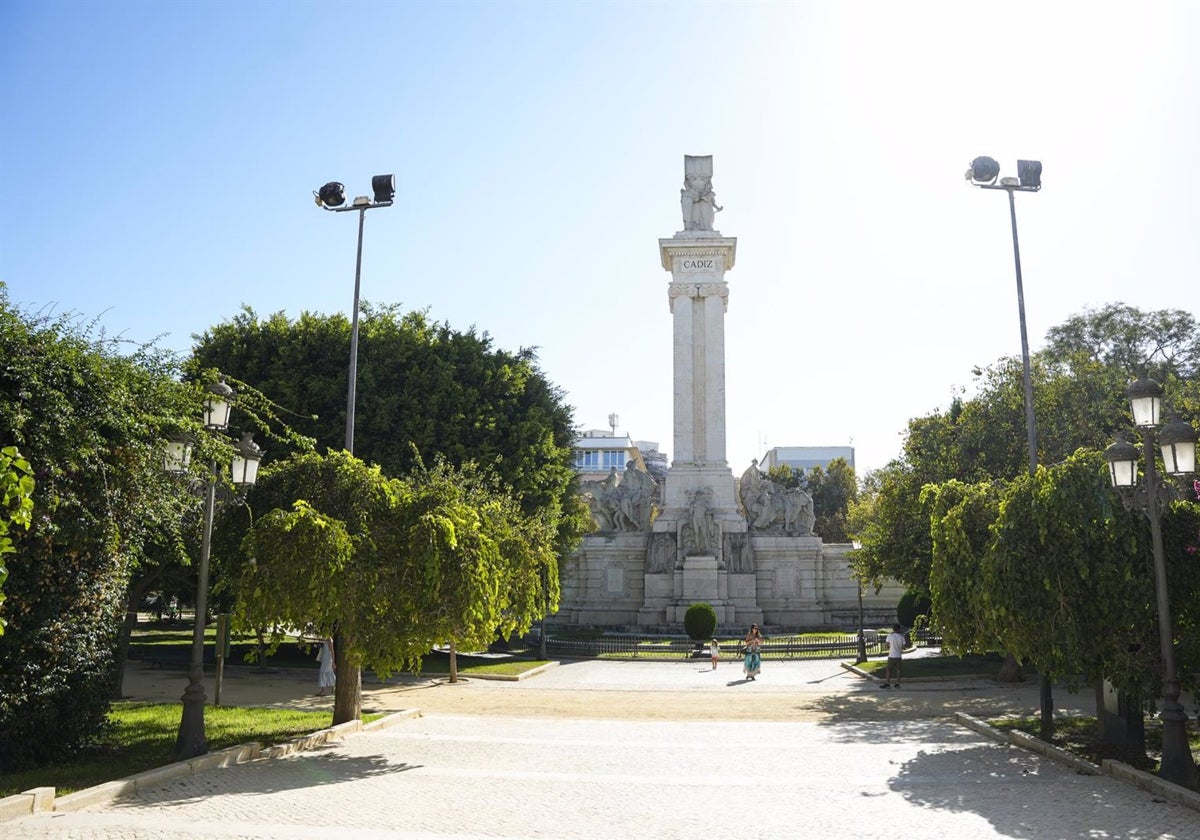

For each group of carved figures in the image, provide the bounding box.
[580,459,814,538]
[645,530,755,574]
[581,462,658,533]
[739,460,816,536]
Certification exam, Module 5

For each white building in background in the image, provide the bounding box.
[572,430,645,482]
[761,445,855,473]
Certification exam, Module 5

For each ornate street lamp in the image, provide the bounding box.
[165,381,263,760]
[966,155,1052,727]
[1104,374,1199,790]
[314,174,395,455]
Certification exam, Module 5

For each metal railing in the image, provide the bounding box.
[544,634,889,661]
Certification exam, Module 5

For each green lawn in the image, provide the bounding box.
[128,622,549,677]
[128,621,320,670]
[0,703,382,798]
[414,657,551,677]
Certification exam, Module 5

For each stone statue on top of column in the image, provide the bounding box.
[679,154,723,232]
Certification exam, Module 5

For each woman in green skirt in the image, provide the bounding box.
[742,624,763,680]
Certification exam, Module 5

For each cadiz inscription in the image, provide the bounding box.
[680,258,716,270]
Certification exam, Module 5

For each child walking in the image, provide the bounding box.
[709,638,720,670]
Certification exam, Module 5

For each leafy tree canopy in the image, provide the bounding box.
[191,304,582,523]
[231,451,559,720]
[0,283,199,768]
[0,446,34,634]
[850,303,1199,596]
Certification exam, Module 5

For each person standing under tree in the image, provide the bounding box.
[316,637,336,696]
[709,637,720,670]
[881,624,906,688]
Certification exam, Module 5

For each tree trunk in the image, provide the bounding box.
[994,654,1024,683]
[111,577,154,699]
[331,629,361,725]
[449,641,458,684]
[255,628,269,673]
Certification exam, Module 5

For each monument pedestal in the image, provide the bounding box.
[667,555,734,624]
[561,532,647,626]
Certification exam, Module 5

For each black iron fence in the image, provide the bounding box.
[544,634,891,661]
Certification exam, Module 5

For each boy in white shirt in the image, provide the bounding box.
[881,624,906,688]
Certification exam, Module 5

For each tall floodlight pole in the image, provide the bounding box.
[315,175,395,454]
[1105,377,1199,791]
[965,156,1051,732]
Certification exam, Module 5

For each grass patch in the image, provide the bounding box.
[854,652,1005,679]
[129,622,320,670]
[989,715,1200,775]
[0,702,378,798]
[409,655,550,677]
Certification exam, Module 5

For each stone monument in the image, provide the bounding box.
[637,154,748,626]
[556,155,905,631]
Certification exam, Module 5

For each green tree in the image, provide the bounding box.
[233,450,558,723]
[191,305,582,524]
[0,285,197,768]
[0,446,34,634]
[847,459,935,594]
[850,303,1199,594]
[805,458,857,542]
[1042,303,1200,380]
[194,304,584,720]
[926,479,1004,656]
[982,451,1161,695]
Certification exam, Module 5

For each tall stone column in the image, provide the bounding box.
[658,238,738,510]
[640,155,752,629]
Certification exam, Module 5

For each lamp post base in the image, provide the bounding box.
[1159,693,1199,791]
[172,681,208,761]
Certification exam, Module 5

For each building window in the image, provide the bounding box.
[602,451,626,469]
[575,450,601,469]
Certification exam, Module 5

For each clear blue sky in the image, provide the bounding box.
[4,1,1199,477]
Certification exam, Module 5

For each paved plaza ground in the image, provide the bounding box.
[8,656,1200,839]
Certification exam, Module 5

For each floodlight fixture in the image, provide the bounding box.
[968,156,1000,184]
[372,174,396,204]
[316,182,347,208]
[1018,159,1043,189]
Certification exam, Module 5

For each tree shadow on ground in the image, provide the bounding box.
[802,679,1083,740]
[888,742,1198,839]
[109,745,414,808]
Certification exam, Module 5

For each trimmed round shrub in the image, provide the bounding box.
[684,602,717,640]
[896,589,932,629]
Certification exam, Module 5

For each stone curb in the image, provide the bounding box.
[0,787,53,821]
[954,712,1200,813]
[1103,759,1200,812]
[955,712,1100,775]
[0,709,421,822]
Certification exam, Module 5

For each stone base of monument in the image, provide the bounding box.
[559,533,648,626]
[666,555,732,624]
[559,536,908,631]
[751,535,826,627]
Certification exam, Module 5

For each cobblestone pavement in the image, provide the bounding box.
[9,660,1200,839]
